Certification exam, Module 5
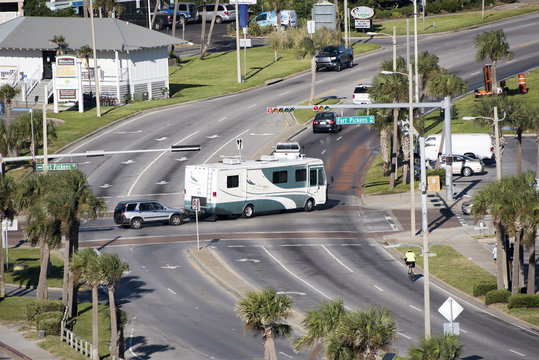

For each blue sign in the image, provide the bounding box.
[239,4,248,28]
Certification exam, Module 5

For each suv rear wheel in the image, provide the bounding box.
[215,16,223,24]
[130,218,143,229]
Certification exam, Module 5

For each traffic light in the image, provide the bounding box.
[266,107,295,113]
[313,105,330,111]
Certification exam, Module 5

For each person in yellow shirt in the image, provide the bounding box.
[404,250,417,278]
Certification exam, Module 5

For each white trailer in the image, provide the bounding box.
[184,155,328,218]
[423,133,494,161]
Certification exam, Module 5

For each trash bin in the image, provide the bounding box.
[427,175,440,192]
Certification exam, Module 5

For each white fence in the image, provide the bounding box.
[60,308,92,357]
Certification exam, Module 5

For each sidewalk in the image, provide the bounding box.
[0,323,58,360]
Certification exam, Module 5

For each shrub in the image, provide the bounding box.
[26,300,65,321]
[473,281,497,297]
[507,294,539,309]
[312,27,343,50]
[485,289,511,305]
[297,37,315,59]
[38,317,62,336]
[440,0,460,13]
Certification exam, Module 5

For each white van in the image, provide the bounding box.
[423,133,494,161]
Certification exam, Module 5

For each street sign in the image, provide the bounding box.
[36,163,78,172]
[239,38,252,47]
[336,116,374,125]
[443,322,460,335]
[192,198,199,211]
[229,0,257,4]
[2,220,18,231]
[355,19,371,29]
[438,297,463,322]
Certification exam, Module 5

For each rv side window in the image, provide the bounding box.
[318,169,326,186]
[227,175,239,188]
[309,169,317,186]
[272,171,287,184]
[295,169,306,182]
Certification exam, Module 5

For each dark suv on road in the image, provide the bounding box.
[114,200,183,229]
[312,111,342,133]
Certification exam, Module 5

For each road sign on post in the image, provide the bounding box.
[36,163,78,172]
[336,116,374,125]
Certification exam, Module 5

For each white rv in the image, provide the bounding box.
[423,133,494,161]
[184,155,328,218]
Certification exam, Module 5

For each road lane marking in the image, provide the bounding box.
[218,116,227,122]
[260,246,352,309]
[167,288,176,295]
[374,285,384,292]
[127,131,199,196]
[398,332,411,340]
[279,352,294,358]
[509,349,525,357]
[321,245,353,273]
[128,327,142,359]
[336,136,343,141]
[409,305,422,312]
[203,129,250,164]
[247,103,257,109]
[321,149,327,155]
[280,91,290,96]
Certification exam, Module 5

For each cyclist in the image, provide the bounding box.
[404,249,416,277]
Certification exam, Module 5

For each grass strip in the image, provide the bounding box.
[2,248,63,289]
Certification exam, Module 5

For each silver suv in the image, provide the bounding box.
[197,3,235,23]
[114,200,183,229]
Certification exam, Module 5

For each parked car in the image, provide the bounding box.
[353,84,372,104]
[313,112,342,133]
[315,45,354,72]
[118,7,176,30]
[114,200,183,229]
[197,3,236,23]
[440,155,485,177]
[250,10,298,31]
[159,2,198,23]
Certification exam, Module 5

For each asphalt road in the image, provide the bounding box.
[65,12,539,360]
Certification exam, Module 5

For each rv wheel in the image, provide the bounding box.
[242,205,254,218]
[304,198,314,212]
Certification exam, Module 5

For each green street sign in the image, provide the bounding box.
[336,116,375,125]
[36,163,78,172]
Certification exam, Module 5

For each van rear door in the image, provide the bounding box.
[308,165,327,205]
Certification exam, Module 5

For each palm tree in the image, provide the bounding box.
[199,1,207,55]
[78,45,93,94]
[71,248,102,360]
[408,334,464,360]
[99,252,129,359]
[0,176,17,298]
[53,170,105,318]
[50,35,68,55]
[326,307,397,360]
[0,84,21,155]
[294,299,346,357]
[200,0,220,60]
[475,30,513,96]
[371,60,409,188]
[472,180,509,289]
[236,288,293,360]
[509,102,537,174]
[367,107,393,177]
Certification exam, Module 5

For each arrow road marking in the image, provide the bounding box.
[276,291,306,296]
[161,264,180,269]
[156,180,169,185]
[207,134,219,139]
[100,184,112,188]
[122,159,135,164]
[175,157,188,162]
[155,137,167,141]
[236,258,260,263]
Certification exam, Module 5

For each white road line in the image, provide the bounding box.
[247,103,257,109]
[280,91,290,96]
[228,245,245,248]
[260,246,351,308]
[128,328,142,359]
[203,129,250,164]
[397,332,412,340]
[279,351,294,358]
[321,149,327,155]
[167,288,176,295]
[127,132,199,196]
[321,245,353,273]
[336,136,343,141]
[509,349,526,357]
[218,116,227,122]
[374,285,384,292]
[409,305,422,312]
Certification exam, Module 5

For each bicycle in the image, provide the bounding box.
[408,266,414,281]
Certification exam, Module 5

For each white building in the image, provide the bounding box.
[0,16,185,106]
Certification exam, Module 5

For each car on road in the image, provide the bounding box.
[440,154,485,177]
[312,111,342,133]
[353,84,372,104]
[114,200,183,229]
[315,45,354,72]
[197,3,235,23]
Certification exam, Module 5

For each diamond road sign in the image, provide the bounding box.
[336,116,374,125]
[36,163,78,172]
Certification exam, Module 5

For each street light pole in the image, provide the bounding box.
[419,135,430,337]
[89,0,101,117]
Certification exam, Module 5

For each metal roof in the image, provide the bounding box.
[0,16,187,52]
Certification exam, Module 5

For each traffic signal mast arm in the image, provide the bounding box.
[267,101,446,113]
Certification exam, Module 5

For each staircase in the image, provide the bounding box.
[12,79,52,108]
